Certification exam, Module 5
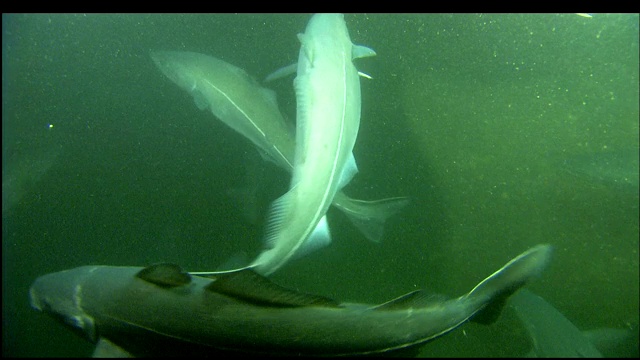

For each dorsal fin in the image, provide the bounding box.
[372,290,448,311]
[136,263,191,287]
[205,269,341,308]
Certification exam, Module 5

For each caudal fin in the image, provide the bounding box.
[467,244,553,325]
[332,192,410,243]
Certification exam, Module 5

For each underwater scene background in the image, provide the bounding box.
[3,13,638,357]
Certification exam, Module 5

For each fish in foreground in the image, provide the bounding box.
[29,244,552,357]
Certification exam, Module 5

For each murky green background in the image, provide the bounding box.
[3,13,638,357]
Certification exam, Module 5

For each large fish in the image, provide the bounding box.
[29,244,552,357]
[250,14,377,275]
[151,50,408,246]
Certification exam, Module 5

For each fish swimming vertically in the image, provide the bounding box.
[249,13,377,275]
[29,244,553,356]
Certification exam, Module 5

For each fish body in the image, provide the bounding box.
[250,14,376,275]
[30,244,552,356]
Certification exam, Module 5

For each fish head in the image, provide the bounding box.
[29,266,98,342]
[150,50,201,92]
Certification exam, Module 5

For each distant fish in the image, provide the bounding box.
[510,289,603,357]
[2,148,60,213]
[511,289,637,358]
[561,148,639,194]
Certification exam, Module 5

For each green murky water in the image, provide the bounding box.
[3,13,638,357]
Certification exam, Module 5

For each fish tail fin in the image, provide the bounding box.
[467,244,553,325]
[333,193,410,243]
